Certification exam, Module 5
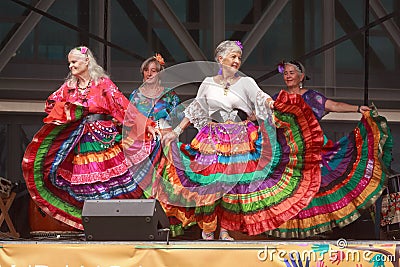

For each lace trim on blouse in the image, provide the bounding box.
[255,90,272,121]
[184,99,209,130]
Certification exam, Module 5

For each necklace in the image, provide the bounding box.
[77,79,92,101]
[139,85,164,99]
[218,76,235,96]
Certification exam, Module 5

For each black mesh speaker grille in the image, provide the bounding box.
[82,199,170,241]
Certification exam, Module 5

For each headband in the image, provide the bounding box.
[277,60,310,80]
[288,60,304,73]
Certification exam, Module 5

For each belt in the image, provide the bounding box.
[86,114,113,122]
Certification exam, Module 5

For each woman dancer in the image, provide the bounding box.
[268,60,393,238]
[128,53,187,237]
[159,40,324,240]
[22,46,159,230]
[129,53,181,137]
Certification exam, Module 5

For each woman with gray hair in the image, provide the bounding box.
[160,40,324,240]
[265,60,393,238]
[278,60,370,118]
[22,46,160,231]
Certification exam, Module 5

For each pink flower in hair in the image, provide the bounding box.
[79,46,88,54]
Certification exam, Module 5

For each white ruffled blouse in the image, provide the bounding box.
[184,76,272,130]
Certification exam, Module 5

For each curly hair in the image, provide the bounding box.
[214,40,242,62]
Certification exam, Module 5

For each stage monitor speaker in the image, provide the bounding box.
[82,199,170,241]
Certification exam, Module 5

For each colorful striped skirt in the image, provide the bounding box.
[22,105,155,230]
[267,108,393,238]
[150,91,324,235]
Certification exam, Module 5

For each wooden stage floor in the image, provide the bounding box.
[1,225,400,267]
[1,238,400,267]
[1,210,400,266]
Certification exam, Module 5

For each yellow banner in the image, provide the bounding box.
[0,242,397,267]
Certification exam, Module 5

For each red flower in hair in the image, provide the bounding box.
[154,53,165,66]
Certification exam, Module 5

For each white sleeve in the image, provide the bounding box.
[183,79,210,130]
[244,77,272,121]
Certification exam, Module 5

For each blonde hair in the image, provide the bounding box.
[214,40,242,62]
[140,56,164,76]
[66,46,109,87]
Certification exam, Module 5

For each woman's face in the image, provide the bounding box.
[143,62,159,83]
[219,51,242,74]
[68,53,88,77]
[283,64,304,88]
